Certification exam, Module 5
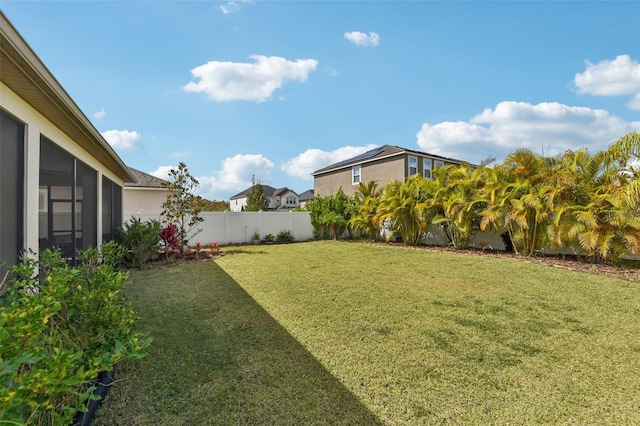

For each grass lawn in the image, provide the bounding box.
[95,241,640,425]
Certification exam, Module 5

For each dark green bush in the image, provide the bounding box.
[0,245,151,424]
[276,229,294,243]
[117,217,161,268]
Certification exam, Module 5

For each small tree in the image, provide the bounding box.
[308,188,355,239]
[245,183,269,211]
[199,198,230,212]
[160,162,204,252]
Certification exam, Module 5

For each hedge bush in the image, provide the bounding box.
[117,217,161,268]
[0,243,151,425]
[276,229,294,243]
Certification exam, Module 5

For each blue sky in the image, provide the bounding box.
[3,1,639,201]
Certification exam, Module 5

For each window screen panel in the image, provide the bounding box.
[0,110,25,274]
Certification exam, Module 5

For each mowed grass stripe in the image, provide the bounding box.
[97,241,640,425]
[216,241,640,424]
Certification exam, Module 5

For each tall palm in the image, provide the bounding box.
[554,135,640,261]
[377,175,429,246]
[354,180,381,204]
[350,181,381,240]
[430,164,483,249]
[558,192,640,261]
[478,149,556,256]
[605,132,640,211]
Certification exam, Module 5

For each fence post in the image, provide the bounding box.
[224,210,228,244]
[289,210,294,239]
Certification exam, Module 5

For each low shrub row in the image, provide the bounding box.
[0,242,151,425]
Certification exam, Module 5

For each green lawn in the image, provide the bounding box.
[95,241,640,425]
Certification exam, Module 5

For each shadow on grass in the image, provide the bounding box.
[94,261,383,426]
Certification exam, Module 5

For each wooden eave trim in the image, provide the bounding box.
[0,12,135,183]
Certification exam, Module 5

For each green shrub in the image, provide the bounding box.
[117,217,161,268]
[276,229,294,243]
[0,245,151,425]
[264,233,275,243]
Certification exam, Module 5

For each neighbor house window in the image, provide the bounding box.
[0,109,25,275]
[408,156,418,176]
[434,160,444,170]
[423,158,432,179]
[352,165,361,184]
[286,196,296,205]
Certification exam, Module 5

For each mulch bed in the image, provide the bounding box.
[378,242,640,283]
[148,243,640,283]
[149,250,225,266]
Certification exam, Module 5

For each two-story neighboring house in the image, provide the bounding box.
[312,145,472,197]
[229,185,300,212]
[1,11,135,271]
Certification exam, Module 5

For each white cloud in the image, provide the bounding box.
[197,154,274,200]
[417,101,640,164]
[344,31,380,47]
[574,55,640,109]
[220,2,240,14]
[93,108,106,119]
[282,144,379,180]
[183,55,318,102]
[219,0,251,14]
[101,129,142,151]
[627,93,640,111]
[149,165,176,181]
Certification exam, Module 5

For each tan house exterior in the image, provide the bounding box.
[312,145,472,197]
[0,11,135,271]
[123,168,170,216]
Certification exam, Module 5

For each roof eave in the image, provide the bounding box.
[0,11,135,183]
[312,150,405,176]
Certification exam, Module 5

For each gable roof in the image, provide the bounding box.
[298,189,315,201]
[312,144,471,176]
[0,11,135,183]
[229,184,277,200]
[274,187,298,197]
[125,167,168,188]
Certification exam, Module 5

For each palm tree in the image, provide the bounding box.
[349,181,382,240]
[478,149,556,256]
[553,135,640,261]
[376,175,429,246]
[354,180,380,204]
[429,164,483,249]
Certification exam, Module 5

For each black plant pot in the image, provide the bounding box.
[71,369,115,426]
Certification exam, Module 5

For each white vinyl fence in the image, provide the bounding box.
[125,210,608,256]
[124,211,315,245]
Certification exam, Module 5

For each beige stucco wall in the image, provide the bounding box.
[359,156,406,191]
[314,153,467,198]
[1,82,125,253]
[123,187,170,215]
[314,155,406,197]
